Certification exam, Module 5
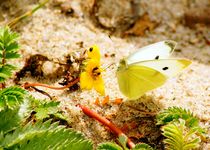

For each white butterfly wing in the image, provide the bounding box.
[127,40,177,65]
[116,64,167,99]
[134,59,191,77]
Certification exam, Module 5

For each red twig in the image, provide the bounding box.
[78,104,135,149]
[23,78,80,90]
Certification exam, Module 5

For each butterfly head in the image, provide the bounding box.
[117,58,128,71]
[165,40,177,53]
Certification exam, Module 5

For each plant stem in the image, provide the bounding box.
[2,49,6,65]
[78,104,136,149]
[23,78,80,90]
[7,0,50,28]
[1,49,6,88]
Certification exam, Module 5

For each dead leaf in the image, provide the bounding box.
[113,98,123,105]
[124,13,157,36]
[102,95,110,105]
[94,97,100,106]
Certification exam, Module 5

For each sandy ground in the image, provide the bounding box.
[0,0,210,149]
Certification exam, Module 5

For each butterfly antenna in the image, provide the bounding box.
[103,63,115,71]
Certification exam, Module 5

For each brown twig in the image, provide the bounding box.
[31,87,53,100]
[23,78,80,90]
[78,104,135,149]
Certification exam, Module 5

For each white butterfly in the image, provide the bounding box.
[116,40,191,99]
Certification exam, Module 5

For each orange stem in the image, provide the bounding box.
[23,78,80,90]
[78,104,135,149]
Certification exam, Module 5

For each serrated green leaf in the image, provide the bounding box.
[0,72,10,79]
[53,112,68,121]
[0,86,26,111]
[156,107,193,125]
[132,143,154,150]
[35,101,60,120]
[0,64,16,83]
[5,42,20,52]
[0,120,93,150]
[161,120,201,150]
[0,27,20,83]
[0,52,20,59]
[0,108,22,133]
[0,27,19,50]
[97,142,123,150]
[156,107,205,135]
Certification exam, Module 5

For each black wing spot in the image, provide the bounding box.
[162,67,169,70]
[89,47,93,52]
[155,56,159,60]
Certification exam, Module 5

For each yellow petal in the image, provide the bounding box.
[86,59,100,73]
[93,76,105,95]
[80,72,93,90]
[87,45,101,61]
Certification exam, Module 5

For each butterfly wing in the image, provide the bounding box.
[127,40,177,64]
[117,64,167,99]
[135,59,191,77]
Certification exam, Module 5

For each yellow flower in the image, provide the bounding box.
[87,45,101,61]
[80,59,105,95]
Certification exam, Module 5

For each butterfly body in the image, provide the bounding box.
[116,40,191,99]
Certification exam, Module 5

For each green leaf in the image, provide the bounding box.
[132,143,154,150]
[0,27,19,51]
[0,108,22,133]
[25,96,67,121]
[0,120,93,150]
[5,42,20,52]
[0,52,20,59]
[156,107,205,134]
[161,120,201,150]
[0,86,26,111]
[0,64,16,83]
[118,134,128,150]
[97,142,123,150]
[35,101,60,120]
[0,27,20,83]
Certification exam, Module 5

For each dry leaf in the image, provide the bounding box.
[113,98,123,105]
[102,95,110,105]
[94,97,100,106]
[124,13,157,36]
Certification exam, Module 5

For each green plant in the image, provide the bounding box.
[0,93,93,149]
[0,27,20,83]
[26,96,67,121]
[0,120,92,150]
[97,142,154,150]
[156,106,205,134]
[0,86,26,111]
[162,120,201,150]
[0,95,93,150]
[97,135,154,150]
[156,107,205,150]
